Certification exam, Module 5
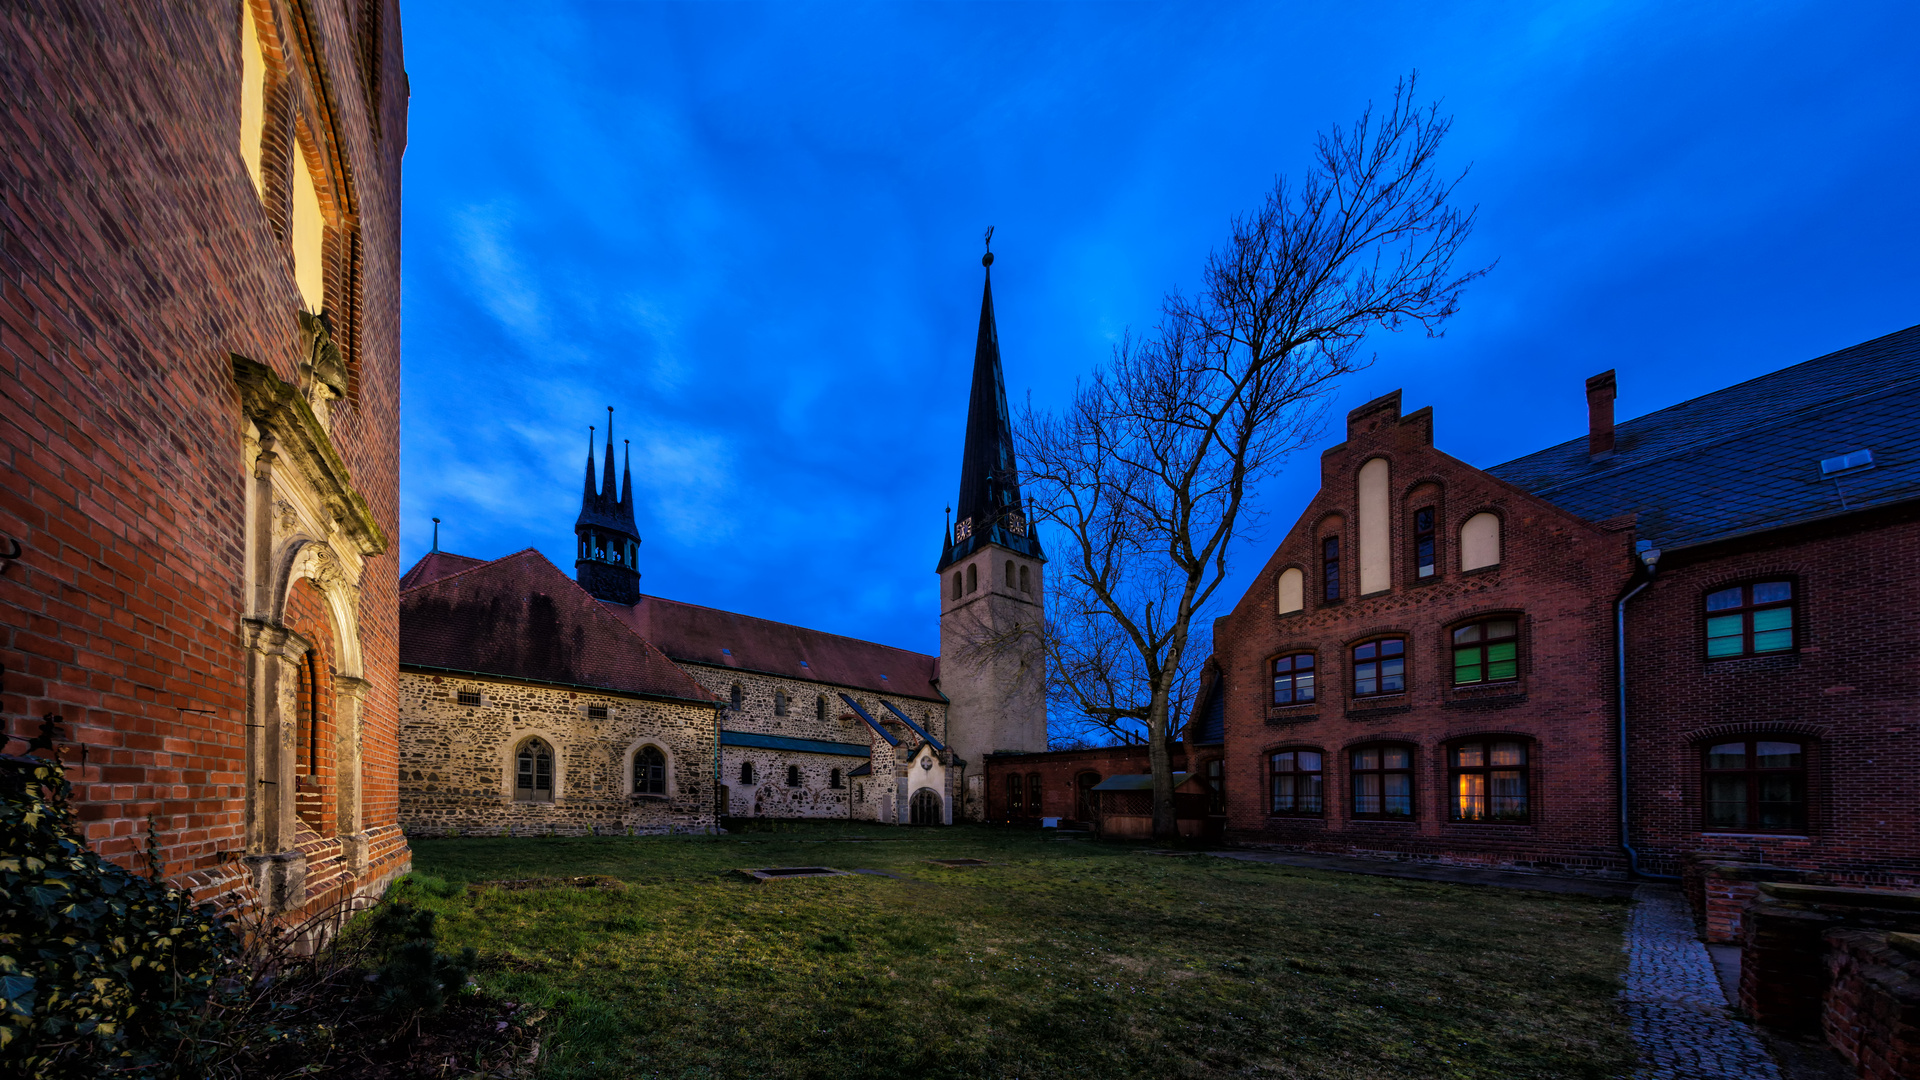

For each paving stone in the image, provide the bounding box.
[1622,884,1782,1080]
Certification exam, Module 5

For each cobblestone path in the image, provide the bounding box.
[1622,884,1781,1079]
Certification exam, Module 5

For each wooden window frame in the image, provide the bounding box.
[1452,617,1521,686]
[1705,581,1796,660]
[633,746,666,797]
[1447,738,1530,823]
[1271,651,1317,705]
[1321,536,1342,602]
[1412,507,1437,580]
[1203,758,1226,815]
[1006,772,1023,816]
[1268,748,1325,817]
[1351,637,1407,698]
[1350,744,1415,820]
[514,739,554,803]
[1702,738,1808,833]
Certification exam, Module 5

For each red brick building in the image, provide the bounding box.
[1207,324,1920,882]
[982,744,1190,825]
[1,1,409,916]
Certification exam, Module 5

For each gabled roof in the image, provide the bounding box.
[1487,324,1920,551]
[604,595,943,703]
[399,550,486,591]
[400,549,712,704]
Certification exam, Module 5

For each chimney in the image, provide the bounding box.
[1586,370,1617,459]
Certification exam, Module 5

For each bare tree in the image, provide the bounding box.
[1020,75,1486,839]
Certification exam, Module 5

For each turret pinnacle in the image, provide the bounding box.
[574,406,642,604]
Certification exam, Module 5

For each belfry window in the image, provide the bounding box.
[1019,565,1031,593]
[952,572,963,600]
[633,746,666,796]
[967,564,978,593]
[515,738,554,802]
[1005,560,1015,587]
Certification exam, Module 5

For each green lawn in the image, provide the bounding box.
[403,823,1633,1079]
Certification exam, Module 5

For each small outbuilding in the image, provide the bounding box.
[1087,773,1220,840]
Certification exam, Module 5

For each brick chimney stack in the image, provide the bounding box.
[1586,370,1617,459]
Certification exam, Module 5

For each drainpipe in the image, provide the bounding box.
[1618,543,1680,881]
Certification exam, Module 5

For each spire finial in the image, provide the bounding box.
[982,226,994,268]
[431,517,440,553]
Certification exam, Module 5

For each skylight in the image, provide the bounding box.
[1820,449,1873,476]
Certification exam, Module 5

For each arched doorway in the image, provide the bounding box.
[910,787,942,825]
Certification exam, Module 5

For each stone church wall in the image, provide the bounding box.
[397,673,718,836]
[686,664,954,824]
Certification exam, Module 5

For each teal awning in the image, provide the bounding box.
[719,731,871,758]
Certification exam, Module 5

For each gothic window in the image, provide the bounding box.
[1704,739,1806,832]
[774,689,788,716]
[1019,565,1031,593]
[1269,749,1323,815]
[1706,582,1795,659]
[1449,739,1529,822]
[816,695,828,722]
[633,746,666,796]
[1352,638,1406,697]
[1452,618,1520,685]
[967,564,978,593]
[1351,745,1414,819]
[515,738,554,802]
[786,764,802,787]
[830,768,843,789]
[1413,507,1437,578]
[1322,536,1341,601]
[730,684,743,710]
[1005,560,1015,587]
[739,760,754,785]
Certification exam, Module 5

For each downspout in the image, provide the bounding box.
[1618,544,1680,881]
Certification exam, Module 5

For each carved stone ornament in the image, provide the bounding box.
[296,310,349,432]
[231,352,386,559]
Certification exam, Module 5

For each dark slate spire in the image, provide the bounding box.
[938,242,1042,570]
[575,407,641,604]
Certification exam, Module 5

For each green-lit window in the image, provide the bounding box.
[1453,618,1519,685]
[1705,582,1794,659]
[1703,740,1805,832]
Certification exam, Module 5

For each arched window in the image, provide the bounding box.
[1460,512,1501,571]
[967,563,978,593]
[951,572,963,600]
[816,695,828,722]
[1204,758,1225,815]
[1704,739,1806,832]
[739,760,755,785]
[515,738,554,802]
[774,689,788,716]
[1006,773,1023,817]
[1027,772,1043,816]
[1322,537,1341,601]
[1269,749,1324,815]
[1276,567,1304,614]
[1412,507,1437,578]
[633,746,666,796]
[1449,738,1528,822]
[786,764,802,788]
[239,0,268,197]
[1352,638,1406,697]
[1351,744,1413,819]
[830,768,843,789]
[1019,565,1031,594]
[1005,560,1015,587]
[1453,618,1519,684]
[1075,772,1101,820]
[729,684,743,710]
[1272,652,1316,704]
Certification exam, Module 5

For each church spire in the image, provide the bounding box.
[939,233,1042,570]
[574,407,642,604]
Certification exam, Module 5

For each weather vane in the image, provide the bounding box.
[982,226,995,267]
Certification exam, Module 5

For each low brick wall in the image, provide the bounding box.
[1683,854,1816,945]
[1823,931,1920,1080]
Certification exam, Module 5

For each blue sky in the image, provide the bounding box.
[398,1,1918,657]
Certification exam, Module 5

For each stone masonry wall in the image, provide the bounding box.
[397,672,717,836]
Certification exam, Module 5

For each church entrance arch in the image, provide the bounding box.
[909,787,942,826]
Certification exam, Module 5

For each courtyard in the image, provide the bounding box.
[407,824,1635,1079]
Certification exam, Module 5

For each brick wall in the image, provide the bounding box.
[1,1,406,910]
[1211,392,1633,873]
[1624,509,1920,881]
[1823,930,1920,1080]
[397,672,717,836]
[982,744,1182,822]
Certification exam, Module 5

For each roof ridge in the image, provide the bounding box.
[1504,368,1920,502]
[537,559,715,703]
[638,593,937,663]
[400,547,542,593]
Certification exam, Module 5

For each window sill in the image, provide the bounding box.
[1699,831,1810,839]
[1266,813,1327,821]
[1267,703,1319,723]
[1443,820,1533,829]
[630,793,670,802]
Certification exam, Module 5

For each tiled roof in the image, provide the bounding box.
[1487,324,1920,551]
[399,549,713,703]
[398,550,486,591]
[719,731,871,757]
[604,595,943,702]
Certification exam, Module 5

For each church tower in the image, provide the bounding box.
[938,248,1048,819]
[576,407,642,605]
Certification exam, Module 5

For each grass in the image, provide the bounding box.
[403,823,1634,1079]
